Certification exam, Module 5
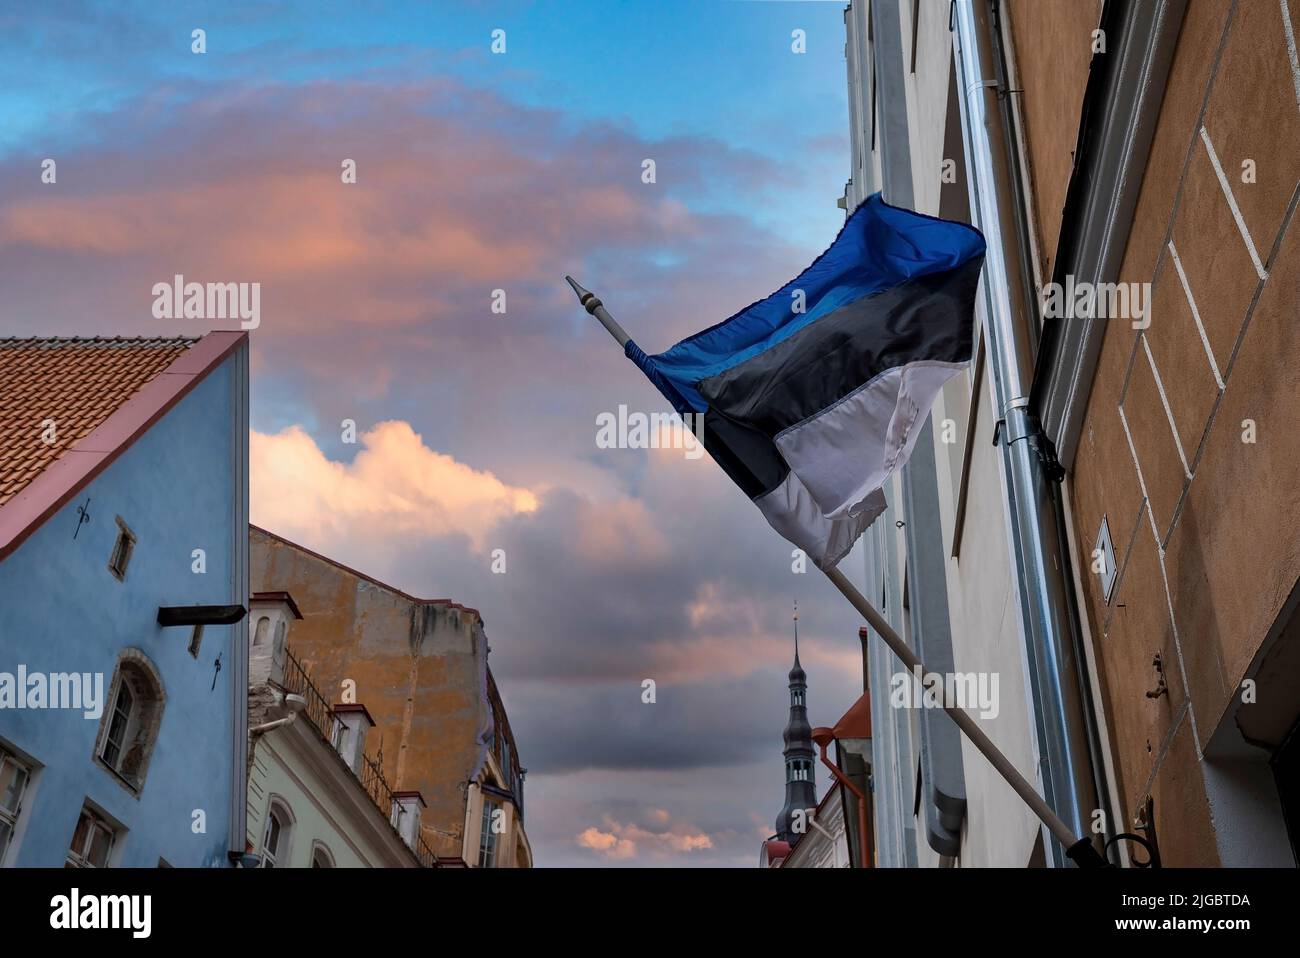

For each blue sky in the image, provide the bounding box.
[1,0,867,867]
[2,1,850,241]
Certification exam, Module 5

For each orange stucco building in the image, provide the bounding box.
[249,525,531,867]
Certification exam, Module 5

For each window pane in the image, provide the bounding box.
[266,813,281,856]
[88,824,112,867]
[478,800,496,867]
[103,682,134,769]
[116,682,134,718]
[70,812,92,858]
[0,757,28,813]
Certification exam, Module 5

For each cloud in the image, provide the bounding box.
[250,420,537,550]
[576,827,636,860]
[3,39,868,868]
[575,813,714,861]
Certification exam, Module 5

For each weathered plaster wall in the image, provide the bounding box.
[249,528,490,857]
[0,360,241,867]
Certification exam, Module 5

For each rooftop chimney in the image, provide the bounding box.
[332,703,375,776]
[390,791,426,848]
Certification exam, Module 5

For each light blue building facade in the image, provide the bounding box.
[0,333,249,867]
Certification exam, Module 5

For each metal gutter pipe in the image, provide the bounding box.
[952,0,1102,867]
[812,727,873,868]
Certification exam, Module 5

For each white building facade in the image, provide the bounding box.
[839,0,1119,868]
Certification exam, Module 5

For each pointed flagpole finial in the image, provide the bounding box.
[563,274,632,348]
[566,274,600,314]
[565,275,589,300]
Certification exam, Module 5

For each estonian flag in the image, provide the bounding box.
[626,194,985,568]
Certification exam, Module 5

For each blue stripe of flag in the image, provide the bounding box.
[626,193,985,414]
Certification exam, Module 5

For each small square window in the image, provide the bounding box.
[66,804,118,868]
[108,516,136,581]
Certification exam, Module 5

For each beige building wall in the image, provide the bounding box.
[1005,0,1106,278]
[1009,0,1300,865]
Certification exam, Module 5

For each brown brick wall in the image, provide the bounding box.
[1063,1,1300,864]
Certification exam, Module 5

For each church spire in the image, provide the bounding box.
[793,599,800,664]
[775,600,815,843]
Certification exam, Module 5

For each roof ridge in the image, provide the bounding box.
[0,335,201,347]
[0,332,247,562]
[250,523,484,621]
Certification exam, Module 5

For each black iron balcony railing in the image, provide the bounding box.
[282,647,335,742]
[275,645,436,867]
[415,834,438,869]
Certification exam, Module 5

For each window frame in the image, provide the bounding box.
[92,650,166,795]
[477,798,498,868]
[0,746,33,865]
[310,842,335,868]
[107,515,136,581]
[261,798,294,868]
[66,804,118,868]
[100,679,135,771]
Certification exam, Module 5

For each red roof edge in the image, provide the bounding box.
[0,331,248,564]
[833,690,873,740]
[764,839,792,867]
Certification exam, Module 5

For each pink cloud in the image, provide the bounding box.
[250,420,537,551]
[576,827,637,860]
[575,813,714,861]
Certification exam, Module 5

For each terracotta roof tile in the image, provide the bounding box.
[0,336,198,507]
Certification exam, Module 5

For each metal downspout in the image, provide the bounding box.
[813,731,873,869]
[952,0,1102,867]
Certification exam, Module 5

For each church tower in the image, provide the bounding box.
[774,602,817,843]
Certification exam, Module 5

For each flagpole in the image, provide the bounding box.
[820,564,1091,859]
[568,276,1106,868]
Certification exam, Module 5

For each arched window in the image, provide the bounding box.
[261,799,294,868]
[310,843,335,868]
[94,650,165,793]
[253,616,271,646]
